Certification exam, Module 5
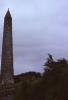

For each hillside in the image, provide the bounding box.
[14,55,68,100]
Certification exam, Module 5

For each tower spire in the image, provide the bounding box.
[1,10,14,84]
[5,9,12,19]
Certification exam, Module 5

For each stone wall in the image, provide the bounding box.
[0,84,15,100]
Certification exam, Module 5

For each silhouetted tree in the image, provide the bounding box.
[42,54,68,100]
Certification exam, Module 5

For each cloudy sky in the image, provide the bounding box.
[0,0,68,75]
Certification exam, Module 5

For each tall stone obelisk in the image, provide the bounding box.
[1,9,14,84]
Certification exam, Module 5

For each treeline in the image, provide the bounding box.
[14,54,68,100]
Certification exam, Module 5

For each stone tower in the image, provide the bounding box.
[1,9,14,84]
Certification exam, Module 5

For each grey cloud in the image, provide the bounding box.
[0,0,68,74]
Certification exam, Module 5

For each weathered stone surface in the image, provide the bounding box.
[0,9,14,100]
[1,9,14,84]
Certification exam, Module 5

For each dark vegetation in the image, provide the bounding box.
[14,54,68,100]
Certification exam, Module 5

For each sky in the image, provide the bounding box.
[0,0,68,75]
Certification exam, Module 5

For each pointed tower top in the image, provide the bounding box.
[5,9,12,18]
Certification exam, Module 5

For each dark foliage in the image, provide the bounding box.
[14,54,68,100]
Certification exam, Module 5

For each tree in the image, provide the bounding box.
[44,54,68,71]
